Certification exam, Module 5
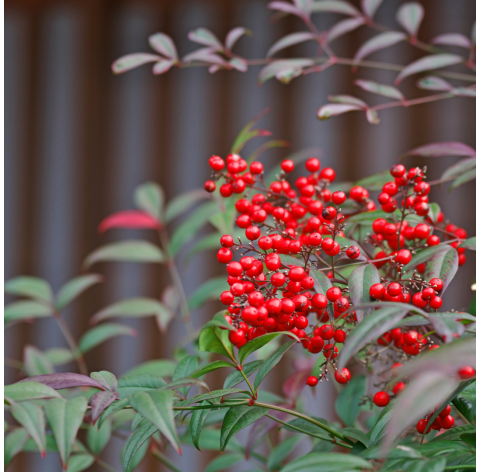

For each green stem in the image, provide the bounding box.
[253,402,354,445]
[173,400,250,411]
[240,369,256,396]
[54,311,88,375]
[152,450,184,472]
[444,467,476,470]
[265,414,352,449]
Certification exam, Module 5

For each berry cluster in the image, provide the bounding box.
[204,153,471,398]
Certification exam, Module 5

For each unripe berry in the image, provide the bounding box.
[332,191,346,205]
[334,368,351,384]
[373,391,390,407]
[306,157,320,172]
[306,376,318,387]
[326,287,342,302]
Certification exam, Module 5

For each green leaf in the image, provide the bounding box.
[220,405,267,451]
[224,361,264,389]
[65,453,95,472]
[121,428,150,472]
[190,400,212,451]
[191,361,235,379]
[55,275,102,310]
[97,398,130,428]
[86,420,111,456]
[355,80,404,101]
[353,170,393,191]
[172,355,199,396]
[10,402,46,457]
[367,398,394,446]
[199,326,235,360]
[348,264,380,322]
[121,359,176,379]
[280,452,372,472]
[254,340,296,390]
[341,427,370,447]
[117,374,166,398]
[178,388,245,408]
[79,323,136,353]
[238,332,297,365]
[169,201,219,255]
[43,348,74,366]
[129,390,181,453]
[311,268,333,296]
[441,157,476,180]
[338,305,411,369]
[83,240,165,268]
[91,297,170,324]
[44,396,88,469]
[90,371,118,392]
[5,381,61,402]
[4,428,29,466]
[123,422,158,472]
[267,435,301,470]
[205,453,243,472]
[424,246,458,295]
[134,182,164,221]
[185,232,222,262]
[204,311,236,331]
[460,237,475,250]
[396,54,463,84]
[165,189,208,223]
[430,424,475,443]
[450,168,476,190]
[23,345,55,376]
[5,301,52,324]
[188,277,229,310]
[5,276,53,303]
[335,375,367,427]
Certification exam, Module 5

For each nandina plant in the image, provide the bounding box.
[4,1,476,471]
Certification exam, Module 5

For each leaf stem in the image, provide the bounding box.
[240,369,256,396]
[252,401,354,445]
[265,413,352,448]
[173,400,250,411]
[54,311,88,375]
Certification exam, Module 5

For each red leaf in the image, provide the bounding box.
[98,211,160,233]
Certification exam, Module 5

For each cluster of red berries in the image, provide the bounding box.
[204,153,470,396]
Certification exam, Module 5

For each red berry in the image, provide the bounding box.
[217,248,233,263]
[312,293,328,309]
[271,273,286,287]
[258,236,273,251]
[306,157,320,172]
[204,180,216,192]
[429,296,443,309]
[250,161,264,174]
[323,344,338,359]
[458,366,475,379]
[393,382,405,395]
[440,415,454,429]
[265,253,281,271]
[209,155,225,171]
[232,179,246,194]
[350,186,365,202]
[439,405,451,418]
[246,226,261,240]
[220,291,235,305]
[378,192,391,205]
[387,282,402,297]
[320,167,335,182]
[414,224,430,240]
[322,206,337,220]
[308,232,322,247]
[229,329,246,345]
[395,249,412,265]
[412,292,428,308]
[390,164,406,178]
[334,368,351,384]
[414,181,430,196]
[334,329,346,343]
[415,201,429,216]
[369,283,385,300]
[321,238,334,252]
[346,246,360,259]
[289,266,306,281]
[332,191,346,205]
[403,330,418,346]
[427,235,440,246]
[220,183,233,197]
[459,253,466,265]
[281,160,294,173]
[422,287,435,300]
[382,182,398,196]
[306,376,318,387]
[325,241,341,256]
[372,218,387,234]
[295,315,308,329]
[373,391,390,407]
[319,324,334,340]
[326,287,342,302]
[231,283,245,297]
[251,209,267,223]
[220,235,234,247]
[416,419,430,434]
[301,276,315,290]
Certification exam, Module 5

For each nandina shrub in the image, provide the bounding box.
[4,1,476,471]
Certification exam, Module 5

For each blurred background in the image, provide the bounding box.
[5,0,475,470]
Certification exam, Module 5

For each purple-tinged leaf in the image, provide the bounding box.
[441,157,476,180]
[188,28,223,50]
[182,48,226,66]
[395,54,463,84]
[18,373,106,391]
[329,94,368,108]
[450,168,476,190]
[90,391,119,424]
[383,372,455,452]
[327,17,366,43]
[416,75,453,91]
[268,1,305,18]
[405,141,476,158]
[311,1,361,16]
[354,31,407,63]
[258,59,313,84]
[424,246,458,295]
[317,103,363,120]
[294,0,314,16]
[338,305,411,369]
[361,0,384,18]
[347,264,380,322]
[267,32,315,57]
[431,33,471,49]
[225,27,250,51]
[152,60,175,75]
[452,87,476,97]
[229,57,248,72]
[428,315,464,343]
[396,2,424,37]
[459,237,475,251]
[112,53,162,74]
[148,33,178,60]
[90,371,118,392]
[283,368,313,400]
[355,79,404,100]
[98,210,160,233]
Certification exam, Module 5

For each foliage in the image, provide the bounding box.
[4,1,476,471]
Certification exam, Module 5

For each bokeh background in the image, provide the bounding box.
[5,0,475,470]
